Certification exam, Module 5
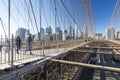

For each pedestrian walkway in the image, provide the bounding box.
[0,48,65,70]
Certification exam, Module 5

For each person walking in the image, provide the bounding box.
[28,34,32,55]
[16,35,21,54]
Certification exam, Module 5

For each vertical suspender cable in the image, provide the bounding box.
[39,0,42,31]
[29,0,39,34]
[60,0,82,35]
[109,0,119,27]
[2,0,18,26]
[0,18,7,38]
[8,0,11,65]
[24,0,35,34]
[17,1,19,33]
[54,0,58,52]
[39,0,42,56]
[54,0,57,41]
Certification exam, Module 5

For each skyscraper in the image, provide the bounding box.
[59,30,63,40]
[84,25,88,39]
[95,33,102,40]
[55,27,61,40]
[72,29,75,39]
[46,26,52,34]
[117,31,120,40]
[64,30,67,34]
[40,28,44,41]
[16,27,30,41]
[75,24,78,39]
[45,33,50,41]
[106,27,115,40]
[56,27,60,33]
[45,26,52,41]
[69,26,72,39]
[63,30,68,40]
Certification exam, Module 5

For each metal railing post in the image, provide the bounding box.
[0,35,2,63]
[66,40,67,50]
[11,34,14,66]
[42,40,44,56]
[57,41,59,53]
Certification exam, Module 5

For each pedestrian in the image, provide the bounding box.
[16,35,21,54]
[28,34,32,55]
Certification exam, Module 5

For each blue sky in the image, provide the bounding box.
[0,0,117,37]
[0,0,87,37]
[92,0,116,34]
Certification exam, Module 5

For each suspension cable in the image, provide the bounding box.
[29,0,39,33]
[24,0,35,34]
[60,0,82,33]
[0,18,7,38]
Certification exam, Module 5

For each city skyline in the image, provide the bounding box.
[0,0,94,38]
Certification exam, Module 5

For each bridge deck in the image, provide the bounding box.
[0,40,120,80]
[0,48,66,70]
